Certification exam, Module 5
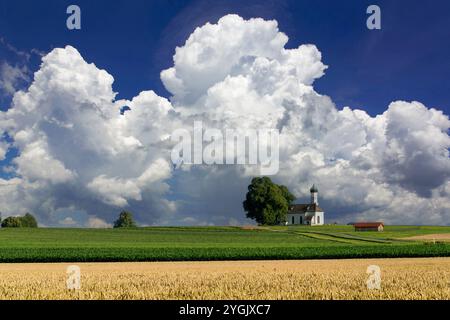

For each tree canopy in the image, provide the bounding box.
[21,213,38,228]
[1,213,38,228]
[243,177,295,225]
[1,217,22,228]
[113,211,137,228]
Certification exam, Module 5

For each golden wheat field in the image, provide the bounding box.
[0,258,449,300]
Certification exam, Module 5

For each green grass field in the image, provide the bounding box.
[0,225,449,262]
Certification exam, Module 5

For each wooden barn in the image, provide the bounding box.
[354,222,384,232]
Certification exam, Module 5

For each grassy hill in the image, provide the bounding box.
[0,225,449,262]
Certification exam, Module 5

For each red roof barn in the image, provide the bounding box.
[354,222,384,232]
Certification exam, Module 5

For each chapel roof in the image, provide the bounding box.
[289,203,324,213]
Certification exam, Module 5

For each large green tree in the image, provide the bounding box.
[113,211,137,228]
[243,177,295,225]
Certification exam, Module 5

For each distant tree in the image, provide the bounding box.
[1,216,22,228]
[113,211,137,228]
[243,177,295,225]
[0,213,38,228]
[20,213,38,228]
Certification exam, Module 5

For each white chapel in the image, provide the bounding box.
[286,184,324,226]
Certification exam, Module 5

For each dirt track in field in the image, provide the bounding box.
[0,258,449,300]
[401,234,450,242]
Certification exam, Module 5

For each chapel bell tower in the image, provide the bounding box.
[310,184,319,205]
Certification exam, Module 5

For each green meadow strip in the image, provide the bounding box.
[0,244,449,262]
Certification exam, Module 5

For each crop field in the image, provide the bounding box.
[1,225,450,262]
[0,258,449,299]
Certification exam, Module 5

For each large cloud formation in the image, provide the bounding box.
[0,15,449,226]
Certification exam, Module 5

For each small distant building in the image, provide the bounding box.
[354,222,384,232]
[286,184,324,226]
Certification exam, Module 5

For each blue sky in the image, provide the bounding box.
[1,0,449,114]
[0,0,449,226]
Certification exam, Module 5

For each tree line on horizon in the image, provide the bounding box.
[0,211,137,229]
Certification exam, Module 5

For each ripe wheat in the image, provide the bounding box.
[0,258,448,300]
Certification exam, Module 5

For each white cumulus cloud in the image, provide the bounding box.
[0,14,448,226]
